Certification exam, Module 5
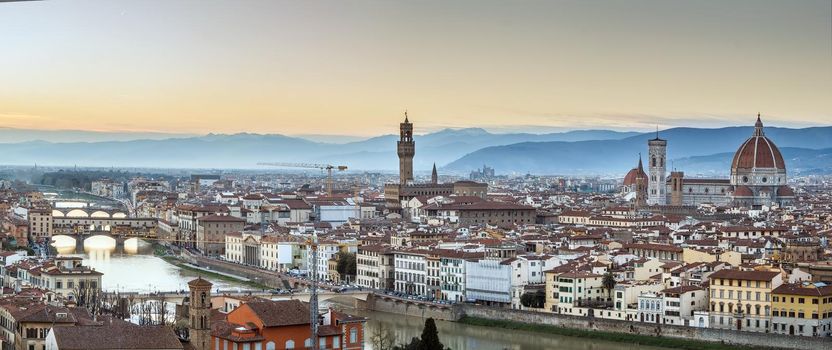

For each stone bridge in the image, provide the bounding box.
[51,208,129,219]
[116,290,371,307]
[51,230,154,254]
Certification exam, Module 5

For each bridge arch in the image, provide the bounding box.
[66,209,89,218]
[90,210,110,218]
[84,235,117,249]
[51,234,77,247]
[112,212,127,218]
[52,210,65,217]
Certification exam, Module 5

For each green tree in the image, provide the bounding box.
[393,338,422,350]
[419,317,443,350]
[336,252,357,282]
[520,289,546,309]
[602,271,616,301]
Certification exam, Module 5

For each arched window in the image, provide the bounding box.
[304,339,312,348]
[350,327,358,343]
[283,340,293,350]
[651,157,656,167]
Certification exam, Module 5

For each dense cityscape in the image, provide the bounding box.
[2,1,831,350]
[0,113,829,350]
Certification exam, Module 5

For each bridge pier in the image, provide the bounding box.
[115,235,125,254]
[75,235,85,254]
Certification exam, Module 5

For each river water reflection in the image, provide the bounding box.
[51,238,248,293]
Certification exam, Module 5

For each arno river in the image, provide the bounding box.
[52,238,669,350]
[51,237,248,293]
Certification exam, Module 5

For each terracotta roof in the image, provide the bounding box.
[244,300,310,327]
[708,269,779,282]
[188,277,213,288]
[434,201,534,211]
[777,185,795,197]
[662,285,703,294]
[772,283,832,297]
[733,185,753,197]
[50,325,183,350]
[198,214,246,223]
[624,243,683,253]
[559,271,602,279]
[623,166,647,186]
[730,117,785,170]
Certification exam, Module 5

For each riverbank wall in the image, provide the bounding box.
[177,250,285,289]
[365,295,459,321]
[458,305,831,350]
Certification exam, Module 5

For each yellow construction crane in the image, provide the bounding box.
[257,162,347,196]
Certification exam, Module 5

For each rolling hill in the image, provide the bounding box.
[443,126,832,175]
[0,128,638,170]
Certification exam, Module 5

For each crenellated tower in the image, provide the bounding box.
[397,112,415,185]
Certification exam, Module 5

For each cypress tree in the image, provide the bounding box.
[419,318,443,350]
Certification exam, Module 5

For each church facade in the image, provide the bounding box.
[624,115,794,208]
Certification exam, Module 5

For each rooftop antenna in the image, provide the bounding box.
[308,232,320,350]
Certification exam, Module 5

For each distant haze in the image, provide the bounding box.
[0,125,830,176]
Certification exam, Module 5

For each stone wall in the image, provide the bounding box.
[366,295,458,321]
[460,305,832,350]
[179,251,286,289]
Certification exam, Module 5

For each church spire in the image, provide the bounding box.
[431,163,438,184]
[637,153,644,173]
[753,113,764,136]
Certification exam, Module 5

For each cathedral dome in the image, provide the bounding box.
[730,116,785,171]
[619,168,647,186]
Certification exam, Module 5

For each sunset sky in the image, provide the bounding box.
[0,0,830,137]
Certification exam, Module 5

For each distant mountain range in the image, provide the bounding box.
[672,147,832,176]
[0,128,639,170]
[0,125,829,175]
[0,128,196,143]
[443,126,832,175]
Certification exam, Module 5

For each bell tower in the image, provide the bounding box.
[188,277,213,350]
[635,155,647,208]
[397,111,415,185]
[648,129,667,205]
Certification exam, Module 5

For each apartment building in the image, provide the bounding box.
[356,245,394,290]
[394,250,428,296]
[708,269,782,332]
[195,214,245,256]
[771,282,832,337]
